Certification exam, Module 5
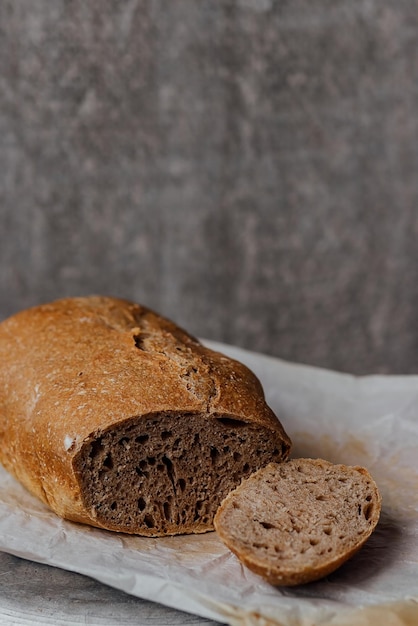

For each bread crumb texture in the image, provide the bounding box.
[214,458,382,586]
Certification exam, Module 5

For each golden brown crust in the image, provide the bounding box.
[0,296,291,532]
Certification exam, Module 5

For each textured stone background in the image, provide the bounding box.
[1,0,418,374]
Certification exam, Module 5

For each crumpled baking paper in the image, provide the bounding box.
[1,340,418,626]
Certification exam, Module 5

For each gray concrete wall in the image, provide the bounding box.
[1,0,418,374]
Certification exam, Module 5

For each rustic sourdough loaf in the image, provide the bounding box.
[214,458,381,585]
[0,296,291,536]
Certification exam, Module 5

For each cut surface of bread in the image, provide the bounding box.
[214,458,382,586]
[0,296,291,536]
[73,411,288,535]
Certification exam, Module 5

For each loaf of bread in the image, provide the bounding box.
[214,459,381,585]
[0,296,291,536]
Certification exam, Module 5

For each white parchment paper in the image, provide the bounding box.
[1,340,418,625]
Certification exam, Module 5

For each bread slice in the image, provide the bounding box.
[214,458,381,586]
[0,296,291,536]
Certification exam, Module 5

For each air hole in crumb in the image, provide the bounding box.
[260,521,276,530]
[323,527,332,535]
[103,454,113,469]
[138,497,146,511]
[178,478,186,492]
[366,494,372,502]
[210,447,219,462]
[89,439,103,459]
[233,451,242,461]
[310,538,319,546]
[136,434,149,444]
[358,504,362,516]
[193,500,204,521]
[316,495,326,501]
[110,501,117,510]
[163,501,171,521]
[136,464,149,478]
[254,542,268,549]
[162,456,173,472]
[161,431,172,440]
[148,457,156,466]
[364,502,374,520]
[216,417,247,428]
[144,514,155,528]
[243,463,250,472]
[223,446,230,453]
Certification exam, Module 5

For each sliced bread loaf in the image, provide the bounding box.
[214,458,381,585]
[0,296,291,536]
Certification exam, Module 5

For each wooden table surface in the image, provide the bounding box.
[0,552,224,626]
